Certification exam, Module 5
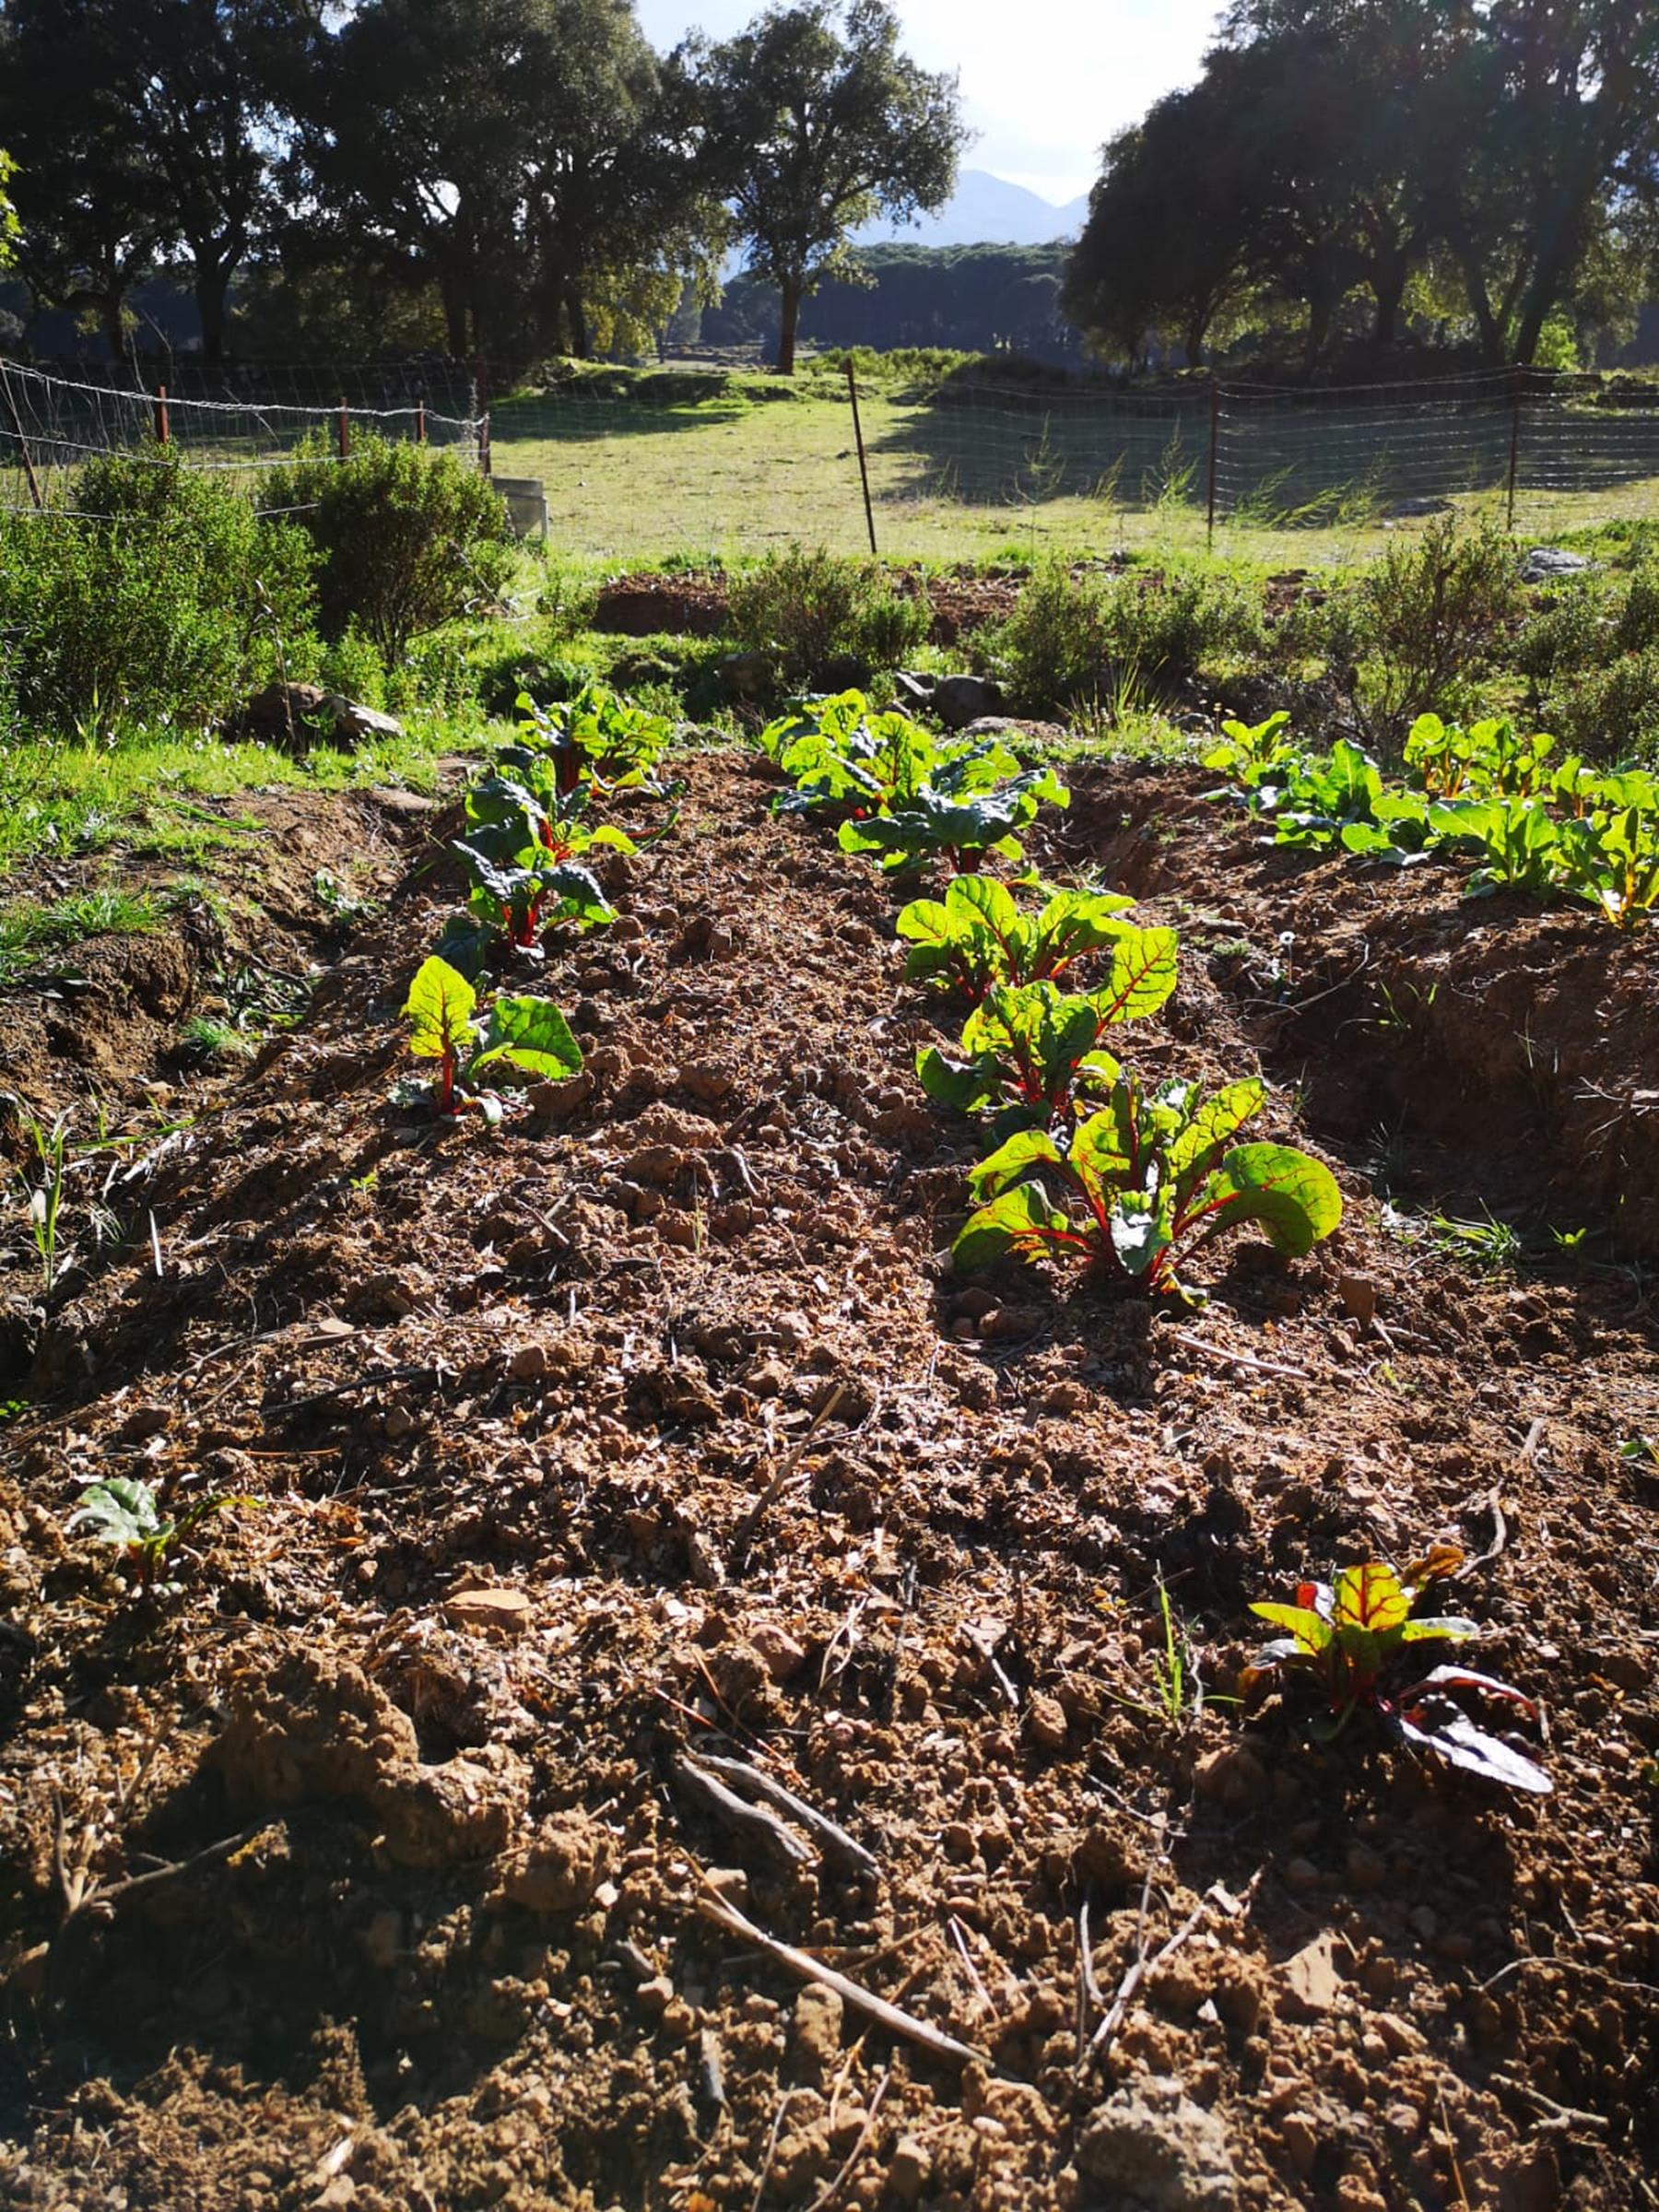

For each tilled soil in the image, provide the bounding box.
[0,751,1655,2212]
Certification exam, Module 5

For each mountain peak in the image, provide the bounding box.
[855,168,1088,250]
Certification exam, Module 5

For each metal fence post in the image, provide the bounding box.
[472,356,492,477]
[154,384,170,447]
[1506,370,1523,534]
[1206,376,1220,554]
[846,361,878,558]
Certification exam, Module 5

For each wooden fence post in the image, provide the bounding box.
[0,365,43,511]
[154,384,171,447]
[1206,376,1220,554]
[846,360,877,557]
[336,397,351,463]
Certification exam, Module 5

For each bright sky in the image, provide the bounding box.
[635,0,1222,204]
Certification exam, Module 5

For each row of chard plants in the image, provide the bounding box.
[1212,709,1659,926]
[759,691,1550,1793]
[759,692,1344,1301]
[400,684,675,1120]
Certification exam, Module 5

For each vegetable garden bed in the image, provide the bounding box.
[0,736,1654,2212]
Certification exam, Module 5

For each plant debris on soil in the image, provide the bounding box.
[0,747,1655,2212]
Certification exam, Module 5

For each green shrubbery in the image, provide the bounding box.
[0,450,314,741]
[985,559,1263,715]
[728,547,930,685]
[1353,515,1522,740]
[0,437,522,746]
[260,431,516,661]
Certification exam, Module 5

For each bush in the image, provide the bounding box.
[317,624,387,711]
[1512,578,1613,683]
[0,448,315,740]
[1542,647,1659,767]
[1356,516,1523,740]
[727,547,930,685]
[260,432,516,662]
[985,559,1262,716]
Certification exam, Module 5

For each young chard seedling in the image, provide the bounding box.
[918,929,1180,1134]
[68,1477,254,1596]
[402,956,583,1122]
[1246,1553,1550,1793]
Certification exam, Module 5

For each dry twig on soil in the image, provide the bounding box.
[692,1752,880,1880]
[695,1889,982,2067]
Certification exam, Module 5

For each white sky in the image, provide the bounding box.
[635,0,1222,204]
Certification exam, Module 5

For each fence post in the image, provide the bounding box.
[154,384,170,448]
[415,398,426,447]
[0,364,43,511]
[472,356,492,478]
[336,396,351,463]
[1206,375,1220,554]
[846,360,877,558]
[1506,369,1523,534]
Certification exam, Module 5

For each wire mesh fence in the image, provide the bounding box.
[6,353,1659,560]
[0,356,482,515]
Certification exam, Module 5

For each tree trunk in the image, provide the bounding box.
[1303,286,1334,371]
[1452,238,1505,364]
[1371,266,1406,348]
[440,276,469,360]
[777,274,803,375]
[101,288,127,368]
[565,281,590,361]
[195,264,229,366]
[1182,308,1209,368]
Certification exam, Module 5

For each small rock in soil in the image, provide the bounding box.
[1077,2075,1237,2210]
[790,1984,843,2084]
[442,1587,534,1638]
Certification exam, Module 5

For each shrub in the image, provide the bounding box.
[727,547,930,684]
[1512,578,1612,683]
[986,559,1262,716]
[260,431,515,662]
[1543,648,1659,767]
[1356,516,1524,741]
[317,624,387,710]
[0,448,315,740]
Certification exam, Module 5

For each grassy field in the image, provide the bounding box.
[488,382,1659,570]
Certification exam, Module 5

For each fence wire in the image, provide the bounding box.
[6,355,1659,559]
[0,356,482,513]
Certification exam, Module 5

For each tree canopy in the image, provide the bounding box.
[1065,0,1659,371]
[690,0,968,372]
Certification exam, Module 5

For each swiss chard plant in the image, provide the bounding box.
[451,771,634,958]
[953,1071,1341,1300]
[1246,1554,1551,1793]
[1426,795,1565,896]
[402,955,583,1120]
[898,876,1136,1004]
[1559,806,1659,930]
[1404,713,1556,802]
[1251,740,1389,848]
[838,758,1070,875]
[918,930,1180,1133]
[67,1477,254,1595]
[765,694,970,818]
[514,681,673,791]
[1202,711,1294,782]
